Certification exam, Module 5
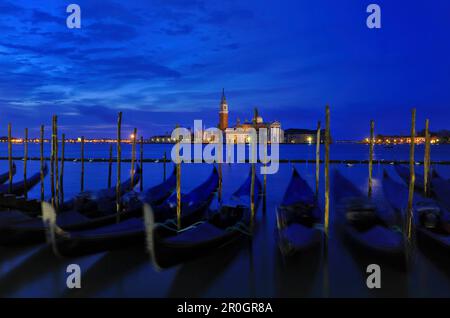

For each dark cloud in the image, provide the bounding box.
[0,1,23,15]
[30,9,62,25]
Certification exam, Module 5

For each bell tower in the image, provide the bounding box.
[219,88,228,130]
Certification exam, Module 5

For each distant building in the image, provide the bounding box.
[363,134,442,145]
[219,89,229,131]
[284,128,325,144]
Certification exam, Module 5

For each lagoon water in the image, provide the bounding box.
[0,144,449,297]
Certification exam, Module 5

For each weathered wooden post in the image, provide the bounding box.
[8,123,13,194]
[324,106,330,237]
[424,119,431,196]
[60,133,65,205]
[40,125,45,202]
[130,128,137,190]
[116,112,122,222]
[80,136,85,192]
[140,136,144,192]
[176,125,181,230]
[50,116,56,207]
[406,109,416,240]
[54,116,59,209]
[24,128,28,199]
[368,120,374,197]
[108,144,113,188]
[163,151,167,181]
[315,121,321,197]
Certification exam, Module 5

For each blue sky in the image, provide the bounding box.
[0,0,449,139]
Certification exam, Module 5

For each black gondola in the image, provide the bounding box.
[0,165,144,244]
[382,170,450,252]
[332,170,405,260]
[40,167,219,256]
[0,163,48,196]
[394,164,425,192]
[431,169,450,211]
[0,162,16,185]
[395,164,450,211]
[276,168,322,256]
[146,168,262,269]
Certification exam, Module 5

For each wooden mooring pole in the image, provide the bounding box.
[368,120,374,197]
[176,125,181,230]
[424,119,431,196]
[116,112,122,222]
[130,128,137,190]
[60,134,65,205]
[324,106,330,237]
[50,116,56,207]
[108,144,113,188]
[80,136,85,192]
[140,136,144,192]
[54,116,59,209]
[8,123,13,194]
[406,109,416,240]
[40,125,44,202]
[315,121,321,197]
[24,128,28,199]
[163,151,167,181]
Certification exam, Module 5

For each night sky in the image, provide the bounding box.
[0,0,449,139]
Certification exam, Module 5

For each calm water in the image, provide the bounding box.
[0,144,449,297]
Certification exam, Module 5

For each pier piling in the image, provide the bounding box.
[80,136,85,192]
[324,106,330,238]
[131,128,137,191]
[176,125,181,230]
[140,136,144,192]
[8,123,12,194]
[368,120,374,197]
[50,116,56,207]
[54,116,59,210]
[108,144,113,188]
[424,119,431,196]
[407,109,416,240]
[116,112,122,222]
[60,133,65,205]
[40,125,44,202]
[24,128,28,199]
[163,151,167,181]
[315,121,321,197]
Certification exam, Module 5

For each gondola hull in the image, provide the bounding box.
[333,170,406,263]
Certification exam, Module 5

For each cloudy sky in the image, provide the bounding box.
[0,0,449,139]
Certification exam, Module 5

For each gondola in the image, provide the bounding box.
[394,164,425,192]
[61,164,142,215]
[276,168,322,256]
[332,170,405,260]
[395,164,450,210]
[382,171,450,252]
[40,167,219,256]
[430,169,450,211]
[146,167,262,269]
[0,165,159,245]
[0,163,48,196]
[0,162,16,184]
